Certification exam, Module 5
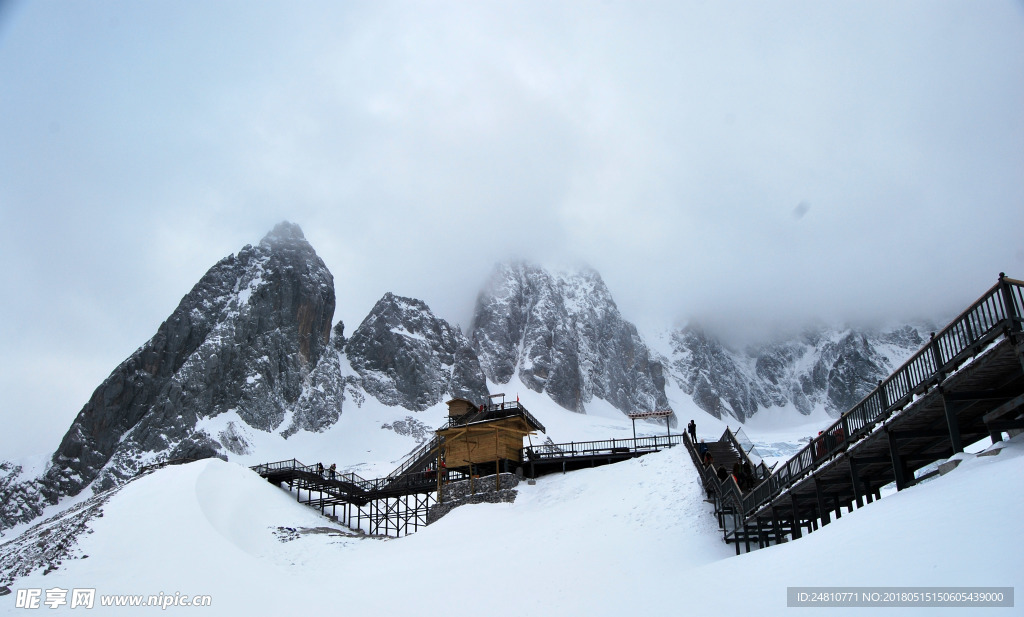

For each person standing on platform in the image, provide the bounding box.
[688,419,697,443]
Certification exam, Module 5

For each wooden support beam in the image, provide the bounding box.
[814,477,830,526]
[808,475,856,488]
[986,419,1024,432]
[941,388,1019,402]
[848,457,864,509]
[983,393,1024,424]
[849,455,893,465]
[790,506,802,537]
[941,391,965,454]
[741,510,751,554]
[890,429,955,441]
[886,428,909,491]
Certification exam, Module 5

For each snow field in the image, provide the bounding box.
[9,434,1022,616]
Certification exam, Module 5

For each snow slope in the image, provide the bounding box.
[4,431,1022,615]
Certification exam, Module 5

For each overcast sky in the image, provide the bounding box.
[1,1,1022,459]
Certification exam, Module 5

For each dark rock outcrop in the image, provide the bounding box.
[667,326,787,421]
[471,263,670,416]
[425,473,520,525]
[345,293,489,409]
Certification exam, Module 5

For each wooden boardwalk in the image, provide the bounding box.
[521,434,683,477]
[687,274,1024,553]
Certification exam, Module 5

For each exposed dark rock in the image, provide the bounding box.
[345,293,489,410]
[380,416,433,444]
[426,473,519,525]
[0,476,116,587]
[471,263,670,417]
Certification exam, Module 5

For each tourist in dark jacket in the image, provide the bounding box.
[732,462,743,489]
[741,461,753,490]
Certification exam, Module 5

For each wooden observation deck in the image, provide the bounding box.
[437,398,546,476]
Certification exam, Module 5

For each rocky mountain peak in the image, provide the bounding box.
[260,220,307,247]
[0,223,342,531]
[471,261,670,416]
[345,292,489,410]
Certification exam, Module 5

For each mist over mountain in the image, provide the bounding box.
[0,223,929,532]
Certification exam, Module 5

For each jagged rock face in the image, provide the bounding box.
[664,323,926,422]
[669,327,787,421]
[345,293,489,410]
[471,263,670,416]
[0,222,342,530]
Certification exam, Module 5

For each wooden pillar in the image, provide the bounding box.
[789,494,802,539]
[929,332,946,385]
[941,391,965,455]
[848,457,864,509]
[437,447,443,504]
[815,478,831,526]
[886,428,909,491]
[998,273,1024,374]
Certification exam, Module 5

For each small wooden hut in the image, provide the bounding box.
[438,398,545,476]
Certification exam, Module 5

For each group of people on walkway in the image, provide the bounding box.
[315,462,337,480]
[697,438,714,467]
[710,460,754,492]
[695,435,757,493]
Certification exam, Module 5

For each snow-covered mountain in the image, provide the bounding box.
[470,262,670,416]
[0,224,483,531]
[1,223,344,530]
[0,223,932,533]
[658,323,929,423]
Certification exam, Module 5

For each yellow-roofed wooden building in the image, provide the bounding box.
[437,398,545,475]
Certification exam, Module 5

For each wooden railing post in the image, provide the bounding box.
[998,273,1024,373]
[999,273,1022,332]
[929,332,946,384]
